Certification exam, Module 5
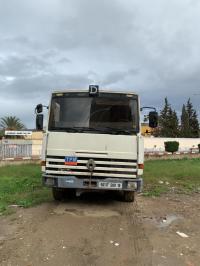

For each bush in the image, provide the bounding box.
[164,141,179,153]
[198,144,200,153]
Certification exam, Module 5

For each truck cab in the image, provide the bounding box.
[36,86,157,202]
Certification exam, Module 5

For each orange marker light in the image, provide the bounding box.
[41,161,46,166]
[138,164,144,169]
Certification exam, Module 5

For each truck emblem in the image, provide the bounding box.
[86,159,96,172]
[65,156,77,166]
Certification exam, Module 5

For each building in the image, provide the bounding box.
[141,123,154,136]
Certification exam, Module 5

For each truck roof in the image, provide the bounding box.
[52,89,138,95]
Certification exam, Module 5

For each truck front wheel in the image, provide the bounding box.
[123,191,135,202]
[52,188,64,201]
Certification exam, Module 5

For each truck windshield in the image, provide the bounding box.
[49,93,139,135]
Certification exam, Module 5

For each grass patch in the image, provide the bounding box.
[143,158,200,196]
[0,164,52,215]
[0,159,200,214]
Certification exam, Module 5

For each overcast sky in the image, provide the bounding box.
[1,0,200,128]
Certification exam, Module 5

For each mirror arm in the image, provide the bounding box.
[140,106,157,112]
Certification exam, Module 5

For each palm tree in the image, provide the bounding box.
[0,116,26,130]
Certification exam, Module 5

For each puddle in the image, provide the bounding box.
[158,214,180,228]
[143,214,182,228]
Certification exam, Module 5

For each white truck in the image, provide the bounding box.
[35,85,157,202]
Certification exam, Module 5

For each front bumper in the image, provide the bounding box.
[42,174,143,192]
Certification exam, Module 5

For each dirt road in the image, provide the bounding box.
[0,192,200,266]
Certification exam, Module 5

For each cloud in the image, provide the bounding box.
[0,55,47,77]
[0,73,92,99]
[0,0,200,128]
[102,69,139,86]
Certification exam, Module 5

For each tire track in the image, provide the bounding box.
[118,199,153,266]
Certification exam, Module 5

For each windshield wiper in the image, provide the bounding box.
[50,126,134,135]
[86,126,134,135]
[72,127,132,134]
[50,127,83,132]
[101,127,134,135]
[114,129,133,135]
[50,127,107,133]
[72,127,108,133]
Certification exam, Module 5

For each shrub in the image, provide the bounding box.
[164,141,179,153]
[198,144,200,153]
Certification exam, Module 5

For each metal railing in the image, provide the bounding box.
[0,140,32,160]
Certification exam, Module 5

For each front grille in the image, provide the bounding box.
[45,155,137,179]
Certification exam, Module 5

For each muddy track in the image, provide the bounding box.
[120,201,153,266]
[0,192,152,266]
[0,192,200,266]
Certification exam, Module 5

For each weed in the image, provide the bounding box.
[0,164,51,215]
[143,158,200,196]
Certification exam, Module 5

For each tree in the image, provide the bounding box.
[185,99,199,137]
[180,104,190,137]
[186,98,193,122]
[0,129,4,139]
[143,115,149,123]
[158,98,170,136]
[158,98,179,137]
[190,110,199,137]
[180,99,199,138]
[0,116,26,131]
[170,110,179,137]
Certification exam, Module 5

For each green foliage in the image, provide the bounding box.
[143,115,149,123]
[186,98,199,137]
[180,104,190,137]
[198,144,200,152]
[0,130,4,139]
[180,99,199,137]
[0,116,26,131]
[190,110,199,137]
[1,160,200,214]
[157,97,199,138]
[164,141,179,153]
[158,98,170,136]
[158,98,179,137]
[0,164,51,215]
[143,158,200,196]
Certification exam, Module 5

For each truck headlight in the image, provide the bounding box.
[45,178,55,186]
[127,181,137,189]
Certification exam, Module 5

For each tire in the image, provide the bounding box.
[52,188,64,201]
[123,191,135,202]
[64,188,76,199]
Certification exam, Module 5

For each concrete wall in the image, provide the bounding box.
[144,137,200,152]
[2,137,200,159]
[24,131,43,140]
[0,139,42,159]
[31,137,200,155]
[32,139,42,157]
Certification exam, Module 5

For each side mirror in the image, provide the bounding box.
[36,114,44,130]
[35,104,43,114]
[149,111,158,128]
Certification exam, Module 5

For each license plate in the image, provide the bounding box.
[98,182,122,189]
[65,156,77,166]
